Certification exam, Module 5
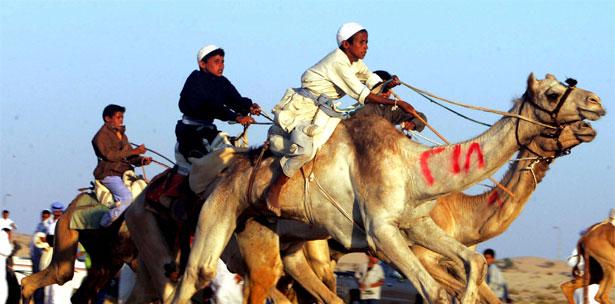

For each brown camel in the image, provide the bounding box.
[20,192,141,303]
[561,215,615,304]
[268,119,598,303]
[172,74,605,303]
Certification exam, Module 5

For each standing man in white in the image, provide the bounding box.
[0,222,14,304]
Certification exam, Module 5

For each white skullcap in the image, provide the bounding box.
[336,22,365,46]
[197,44,220,62]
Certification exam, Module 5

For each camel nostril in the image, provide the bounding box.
[587,95,601,104]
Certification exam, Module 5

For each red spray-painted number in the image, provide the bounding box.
[420,147,445,186]
[421,143,485,186]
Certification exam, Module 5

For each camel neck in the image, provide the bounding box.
[456,148,552,245]
[410,100,544,200]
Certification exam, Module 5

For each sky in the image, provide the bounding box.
[1,0,613,260]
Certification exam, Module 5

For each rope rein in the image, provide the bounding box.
[389,89,515,197]
[400,81,557,129]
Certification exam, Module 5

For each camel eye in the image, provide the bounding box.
[546,92,559,102]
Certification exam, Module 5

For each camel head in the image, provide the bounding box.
[525,73,605,126]
[533,120,597,156]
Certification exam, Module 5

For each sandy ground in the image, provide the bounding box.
[500,256,614,304]
[339,253,614,303]
[12,234,613,303]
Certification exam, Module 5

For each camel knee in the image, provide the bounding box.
[56,269,75,285]
[187,264,216,290]
[312,262,336,290]
[465,252,487,284]
[250,265,281,291]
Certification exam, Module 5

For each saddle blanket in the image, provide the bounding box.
[69,193,110,230]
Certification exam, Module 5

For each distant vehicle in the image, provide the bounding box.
[336,263,422,304]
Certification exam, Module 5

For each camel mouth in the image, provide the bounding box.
[571,121,597,143]
[578,107,606,121]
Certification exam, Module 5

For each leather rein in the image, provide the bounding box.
[515,78,578,161]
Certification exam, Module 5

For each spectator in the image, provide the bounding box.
[355,256,385,304]
[210,259,243,303]
[0,222,14,304]
[484,248,509,301]
[0,210,17,231]
[29,209,52,304]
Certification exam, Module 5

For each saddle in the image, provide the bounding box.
[94,170,147,208]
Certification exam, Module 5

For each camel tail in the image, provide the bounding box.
[572,240,583,278]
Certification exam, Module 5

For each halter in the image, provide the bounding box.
[515,78,578,159]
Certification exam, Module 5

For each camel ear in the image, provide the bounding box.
[526,73,538,95]
[545,73,556,80]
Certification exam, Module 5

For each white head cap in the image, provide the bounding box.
[197,44,220,63]
[336,22,365,47]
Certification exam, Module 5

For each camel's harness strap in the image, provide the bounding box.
[515,78,578,159]
[246,141,269,204]
[302,152,366,234]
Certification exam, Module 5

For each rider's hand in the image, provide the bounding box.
[132,144,146,155]
[400,121,416,131]
[387,75,401,89]
[236,115,255,126]
[249,103,262,115]
[397,100,415,114]
[142,157,153,165]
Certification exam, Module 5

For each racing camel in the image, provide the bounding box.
[561,212,615,304]
[172,73,605,304]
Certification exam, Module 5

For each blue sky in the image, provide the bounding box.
[1,0,613,259]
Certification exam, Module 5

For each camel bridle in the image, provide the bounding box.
[515,78,578,159]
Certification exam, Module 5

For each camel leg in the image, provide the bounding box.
[418,257,500,303]
[236,218,284,304]
[125,196,177,302]
[127,260,161,304]
[560,277,582,304]
[367,220,448,303]
[72,260,124,303]
[173,189,240,304]
[596,266,614,304]
[304,239,337,293]
[403,216,485,304]
[282,242,343,304]
[21,216,79,302]
[270,288,293,304]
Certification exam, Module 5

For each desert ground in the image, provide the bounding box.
[12,233,614,303]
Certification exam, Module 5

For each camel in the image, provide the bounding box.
[20,192,140,303]
[260,119,598,304]
[561,217,615,304]
[19,119,595,304]
[171,73,605,304]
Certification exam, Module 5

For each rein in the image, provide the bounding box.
[400,81,557,129]
[515,78,577,159]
